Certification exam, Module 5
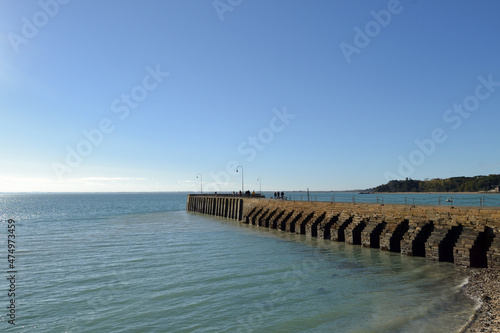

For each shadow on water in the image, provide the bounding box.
[190,213,477,332]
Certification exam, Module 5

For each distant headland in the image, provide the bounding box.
[371,174,500,193]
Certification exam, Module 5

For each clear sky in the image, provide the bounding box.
[1,0,499,192]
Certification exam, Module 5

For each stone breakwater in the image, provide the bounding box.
[187,194,500,331]
[187,195,500,268]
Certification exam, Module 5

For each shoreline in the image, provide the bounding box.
[282,191,500,195]
[371,192,500,195]
[461,268,500,332]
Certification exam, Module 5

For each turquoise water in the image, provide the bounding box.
[0,193,477,332]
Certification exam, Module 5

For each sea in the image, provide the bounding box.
[0,192,480,332]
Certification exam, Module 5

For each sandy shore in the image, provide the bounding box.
[461,268,500,332]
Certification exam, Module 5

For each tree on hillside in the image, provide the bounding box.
[372,174,500,193]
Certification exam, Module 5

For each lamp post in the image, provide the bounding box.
[196,173,202,194]
[257,177,261,194]
[236,166,244,194]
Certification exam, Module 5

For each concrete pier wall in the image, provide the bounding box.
[187,194,245,220]
[186,195,500,268]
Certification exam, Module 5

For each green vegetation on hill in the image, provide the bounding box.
[373,174,500,193]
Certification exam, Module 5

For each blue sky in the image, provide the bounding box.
[1,0,499,192]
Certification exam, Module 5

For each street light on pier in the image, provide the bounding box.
[196,173,203,194]
[236,166,244,194]
[257,177,261,194]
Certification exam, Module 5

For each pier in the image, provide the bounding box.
[186,194,500,268]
